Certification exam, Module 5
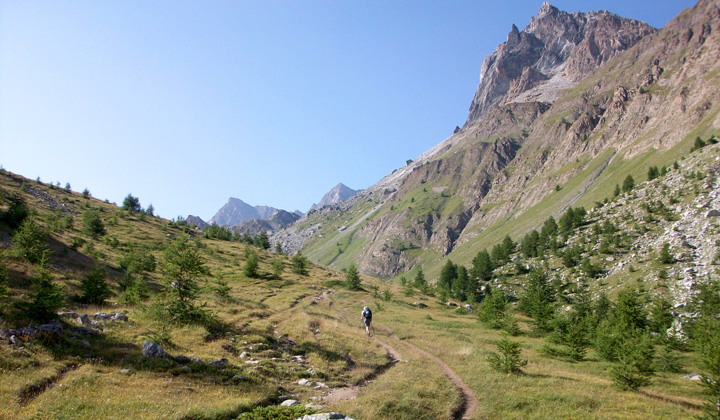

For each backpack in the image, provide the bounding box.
[362,308,372,321]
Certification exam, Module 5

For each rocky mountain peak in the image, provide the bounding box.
[538,1,557,18]
[309,183,359,213]
[208,197,279,227]
[463,3,655,128]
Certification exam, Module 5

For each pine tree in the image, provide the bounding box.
[79,264,111,305]
[345,264,362,290]
[438,259,457,292]
[413,268,427,291]
[159,234,209,325]
[622,175,635,193]
[470,250,493,282]
[11,219,50,263]
[291,252,309,275]
[25,260,65,322]
[122,194,141,213]
[487,338,528,374]
[243,249,259,278]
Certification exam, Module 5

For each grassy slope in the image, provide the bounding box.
[1,158,715,419]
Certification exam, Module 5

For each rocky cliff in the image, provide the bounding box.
[275,0,720,279]
[464,2,654,128]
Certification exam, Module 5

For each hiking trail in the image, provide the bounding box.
[320,294,477,419]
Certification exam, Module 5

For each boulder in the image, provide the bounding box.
[682,373,704,381]
[208,358,229,368]
[297,378,313,386]
[295,414,354,420]
[77,314,91,326]
[413,302,428,308]
[280,399,298,406]
[119,368,134,375]
[706,209,720,218]
[142,340,168,358]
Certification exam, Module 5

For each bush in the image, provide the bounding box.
[658,242,673,264]
[117,273,149,305]
[487,338,528,374]
[79,264,111,305]
[0,194,29,229]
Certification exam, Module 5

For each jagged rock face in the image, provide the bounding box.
[186,215,207,230]
[309,183,358,212]
[464,2,655,128]
[208,198,279,227]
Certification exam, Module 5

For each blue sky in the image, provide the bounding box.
[0,1,697,221]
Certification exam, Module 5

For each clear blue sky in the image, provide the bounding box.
[0,1,696,221]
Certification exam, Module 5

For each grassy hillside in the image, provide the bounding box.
[1,154,719,419]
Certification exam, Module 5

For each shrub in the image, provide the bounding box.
[658,242,673,264]
[117,273,149,305]
[0,194,29,230]
[487,338,528,374]
[82,188,91,199]
[79,264,111,305]
[237,405,313,420]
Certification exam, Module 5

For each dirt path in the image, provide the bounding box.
[398,339,477,420]
[325,298,477,419]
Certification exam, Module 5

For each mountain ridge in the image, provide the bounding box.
[274,0,720,280]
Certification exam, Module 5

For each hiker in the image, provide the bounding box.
[361,306,372,336]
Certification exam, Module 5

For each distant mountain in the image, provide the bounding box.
[309,183,358,212]
[207,198,278,227]
[186,215,207,230]
[230,209,301,237]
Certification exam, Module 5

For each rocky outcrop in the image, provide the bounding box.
[464,2,654,128]
[309,183,358,212]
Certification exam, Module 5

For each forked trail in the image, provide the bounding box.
[324,296,477,420]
